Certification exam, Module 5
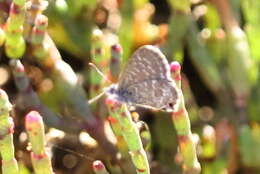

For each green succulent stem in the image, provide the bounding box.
[24,0,48,40]
[25,111,53,174]
[0,89,19,174]
[170,62,201,174]
[186,21,223,95]
[119,0,134,62]
[109,44,122,82]
[167,0,190,12]
[107,112,136,174]
[30,14,48,44]
[89,28,105,99]
[106,98,150,174]
[4,0,26,59]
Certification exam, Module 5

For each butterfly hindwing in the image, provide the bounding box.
[124,79,178,111]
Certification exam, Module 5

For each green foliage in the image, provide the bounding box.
[0,0,260,174]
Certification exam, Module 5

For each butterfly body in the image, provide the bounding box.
[105,84,133,104]
[105,45,179,112]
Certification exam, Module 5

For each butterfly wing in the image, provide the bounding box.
[124,79,178,112]
[118,45,171,89]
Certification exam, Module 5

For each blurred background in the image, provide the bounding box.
[0,0,260,174]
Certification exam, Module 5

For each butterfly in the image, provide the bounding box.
[102,45,179,112]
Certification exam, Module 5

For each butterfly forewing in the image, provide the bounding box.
[118,45,171,89]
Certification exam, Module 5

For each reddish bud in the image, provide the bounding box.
[10,60,25,73]
[35,15,48,26]
[92,160,105,170]
[170,61,181,73]
[111,44,122,53]
[26,111,41,123]
[25,111,43,132]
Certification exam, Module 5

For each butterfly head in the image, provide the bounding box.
[160,102,177,112]
[105,84,118,95]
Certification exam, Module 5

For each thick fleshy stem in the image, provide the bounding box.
[29,14,49,59]
[107,115,129,155]
[170,61,201,174]
[28,14,49,69]
[0,89,19,174]
[30,14,48,45]
[186,21,223,95]
[24,0,48,40]
[119,0,134,61]
[25,111,54,174]
[25,0,49,60]
[164,0,190,61]
[106,97,150,174]
[89,28,105,99]
[211,0,252,124]
[4,0,26,59]
[107,110,137,174]
[92,160,110,174]
[109,44,122,82]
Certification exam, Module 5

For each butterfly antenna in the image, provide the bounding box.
[88,90,106,104]
[88,63,111,83]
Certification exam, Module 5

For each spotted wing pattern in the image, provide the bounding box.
[118,45,171,90]
[124,79,178,111]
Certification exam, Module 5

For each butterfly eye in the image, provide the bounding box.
[168,103,174,108]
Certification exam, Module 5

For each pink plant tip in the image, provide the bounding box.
[111,44,122,53]
[35,14,48,26]
[92,160,105,170]
[10,60,25,73]
[170,61,181,72]
[25,110,42,124]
